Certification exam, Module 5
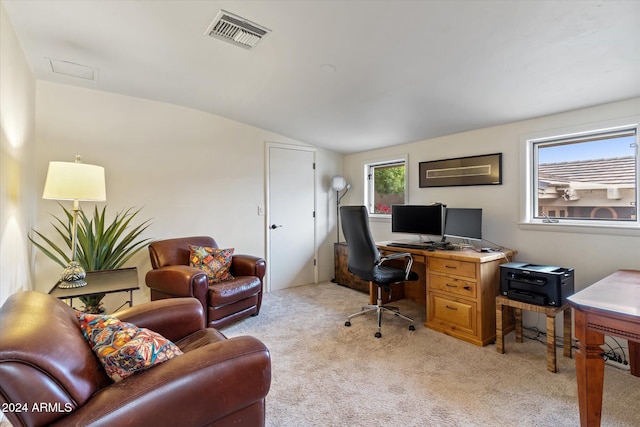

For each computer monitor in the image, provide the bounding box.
[444,208,482,241]
[391,204,445,239]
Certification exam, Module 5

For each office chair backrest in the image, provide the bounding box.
[340,206,380,282]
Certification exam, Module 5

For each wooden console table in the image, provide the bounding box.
[335,242,515,346]
[568,269,640,427]
[334,242,370,294]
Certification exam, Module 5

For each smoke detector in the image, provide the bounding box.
[204,10,270,50]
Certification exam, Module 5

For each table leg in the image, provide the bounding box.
[496,302,505,354]
[573,309,605,427]
[546,314,557,373]
[629,341,640,377]
[515,307,523,343]
[563,307,572,358]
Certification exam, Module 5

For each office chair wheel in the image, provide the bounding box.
[409,325,415,331]
[375,332,382,338]
[345,321,351,327]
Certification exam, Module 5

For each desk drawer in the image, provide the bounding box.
[429,293,476,335]
[429,273,476,298]
[429,258,476,279]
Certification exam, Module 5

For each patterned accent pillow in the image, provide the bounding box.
[189,245,235,283]
[76,311,183,382]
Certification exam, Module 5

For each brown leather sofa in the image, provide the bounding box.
[146,236,266,329]
[0,290,271,427]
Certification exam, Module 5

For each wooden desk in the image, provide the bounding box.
[49,267,139,311]
[568,269,640,427]
[375,243,515,346]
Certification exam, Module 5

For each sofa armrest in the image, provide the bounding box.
[114,298,205,343]
[145,265,209,299]
[231,254,266,279]
[52,336,271,427]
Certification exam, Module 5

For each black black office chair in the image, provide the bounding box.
[340,205,418,338]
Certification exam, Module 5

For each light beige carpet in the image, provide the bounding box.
[221,281,640,427]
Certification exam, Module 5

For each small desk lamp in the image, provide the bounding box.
[331,175,351,243]
[42,155,106,288]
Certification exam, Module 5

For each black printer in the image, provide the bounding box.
[500,262,574,306]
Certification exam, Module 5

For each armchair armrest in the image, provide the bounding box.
[231,254,266,279]
[53,336,271,427]
[114,298,205,343]
[379,252,414,281]
[145,265,209,301]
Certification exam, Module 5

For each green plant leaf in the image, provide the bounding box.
[27,229,69,268]
[29,204,153,273]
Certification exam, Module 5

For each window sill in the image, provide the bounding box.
[369,214,391,222]
[518,221,640,237]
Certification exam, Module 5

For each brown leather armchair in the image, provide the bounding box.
[0,290,271,427]
[146,236,266,329]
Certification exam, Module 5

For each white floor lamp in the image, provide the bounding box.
[42,155,106,288]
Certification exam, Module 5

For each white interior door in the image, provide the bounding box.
[267,144,316,291]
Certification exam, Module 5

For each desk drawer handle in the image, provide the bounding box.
[446,283,457,288]
[445,305,458,311]
[445,265,457,269]
[463,286,471,290]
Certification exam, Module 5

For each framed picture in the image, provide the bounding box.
[419,153,502,187]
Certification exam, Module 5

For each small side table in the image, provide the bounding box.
[49,267,139,312]
[496,295,572,373]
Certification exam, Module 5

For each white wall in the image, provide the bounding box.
[0,2,36,307]
[316,148,345,281]
[343,98,640,293]
[32,82,342,309]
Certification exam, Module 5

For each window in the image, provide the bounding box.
[525,122,638,228]
[365,158,407,216]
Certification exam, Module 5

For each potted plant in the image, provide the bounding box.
[29,204,152,313]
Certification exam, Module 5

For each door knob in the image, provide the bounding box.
[270,224,283,229]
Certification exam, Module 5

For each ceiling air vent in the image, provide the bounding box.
[47,58,98,81]
[204,10,270,50]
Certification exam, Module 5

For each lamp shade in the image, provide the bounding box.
[43,161,106,201]
[331,175,347,192]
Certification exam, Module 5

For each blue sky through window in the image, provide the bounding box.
[538,135,636,164]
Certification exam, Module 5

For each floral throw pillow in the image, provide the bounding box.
[76,311,183,382]
[189,245,235,283]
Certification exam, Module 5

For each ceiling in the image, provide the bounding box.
[4,0,639,154]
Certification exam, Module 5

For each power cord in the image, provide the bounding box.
[600,337,629,366]
[474,238,514,263]
[521,324,630,370]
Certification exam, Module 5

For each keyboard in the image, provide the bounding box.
[386,242,462,251]
[386,242,433,250]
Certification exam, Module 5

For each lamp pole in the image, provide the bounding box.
[331,175,350,243]
[336,190,341,242]
[69,155,82,264]
[42,154,106,288]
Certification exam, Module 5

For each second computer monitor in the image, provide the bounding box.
[444,208,482,241]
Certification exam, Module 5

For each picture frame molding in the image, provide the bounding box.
[419,153,503,188]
